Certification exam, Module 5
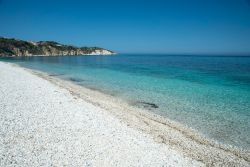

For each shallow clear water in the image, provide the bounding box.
[1,54,250,149]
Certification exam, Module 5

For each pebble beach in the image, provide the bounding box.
[0,62,203,166]
[0,61,249,167]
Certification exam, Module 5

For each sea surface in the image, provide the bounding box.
[1,54,250,150]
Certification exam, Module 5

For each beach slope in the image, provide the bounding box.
[0,62,202,166]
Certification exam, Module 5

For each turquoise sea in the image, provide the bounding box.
[1,54,250,150]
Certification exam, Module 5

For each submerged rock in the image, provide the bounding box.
[49,73,64,77]
[134,101,159,110]
[68,77,85,82]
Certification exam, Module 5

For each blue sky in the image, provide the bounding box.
[0,0,250,54]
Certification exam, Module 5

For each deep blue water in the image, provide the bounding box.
[1,54,250,149]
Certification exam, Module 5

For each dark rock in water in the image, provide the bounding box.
[135,101,159,110]
[49,73,64,77]
[68,77,85,82]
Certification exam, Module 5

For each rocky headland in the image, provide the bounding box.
[0,37,115,57]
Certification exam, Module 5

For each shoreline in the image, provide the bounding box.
[0,52,117,58]
[1,61,250,166]
[31,66,250,165]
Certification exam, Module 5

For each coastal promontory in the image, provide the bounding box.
[0,37,115,57]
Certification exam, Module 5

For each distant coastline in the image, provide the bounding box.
[0,37,116,57]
